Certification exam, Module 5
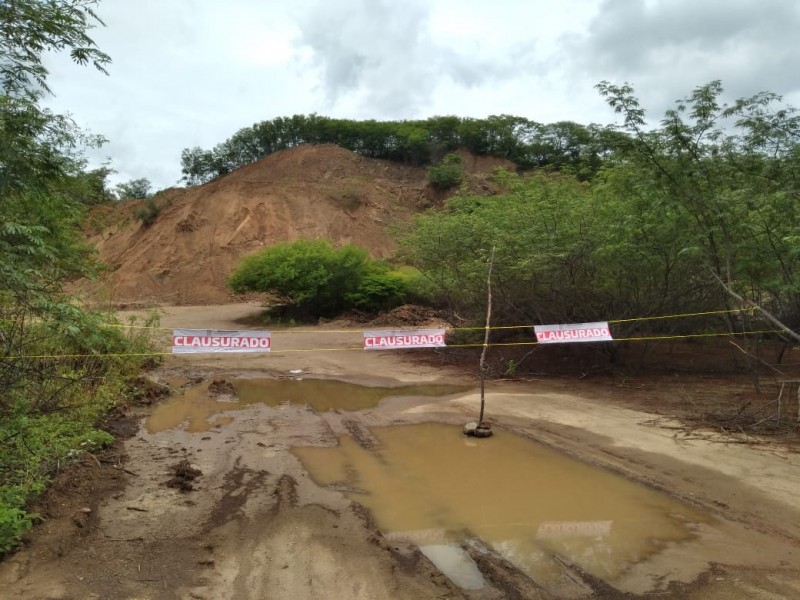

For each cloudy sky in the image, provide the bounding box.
[43,0,800,189]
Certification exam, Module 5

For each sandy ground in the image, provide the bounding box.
[1,302,800,599]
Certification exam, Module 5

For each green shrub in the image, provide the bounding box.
[229,239,367,316]
[427,153,464,189]
[391,266,437,305]
[228,239,409,317]
[346,269,407,312]
[0,496,34,554]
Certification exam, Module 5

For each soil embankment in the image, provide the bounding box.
[79,144,511,305]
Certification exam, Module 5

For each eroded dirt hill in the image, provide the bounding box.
[81,144,512,305]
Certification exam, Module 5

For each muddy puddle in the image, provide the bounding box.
[147,378,469,433]
[293,422,712,589]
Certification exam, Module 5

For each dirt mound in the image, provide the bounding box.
[79,144,512,305]
[369,304,452,329]
[166,459,202,492]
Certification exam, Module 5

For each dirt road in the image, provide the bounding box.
[1,303,799,599]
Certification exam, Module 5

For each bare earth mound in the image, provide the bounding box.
[80,144,511,305]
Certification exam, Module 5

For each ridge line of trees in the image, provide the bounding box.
[180,114,627,185]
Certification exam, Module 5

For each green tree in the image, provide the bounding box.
[596,80,800,326]
[180,146,216,185]
[400,164,725,345]
[400,173,608,325]
[0,0,156,553]
[400,82,800,377]
[0,0,110,100]
[115,176,152,199]
[64,165,117,204]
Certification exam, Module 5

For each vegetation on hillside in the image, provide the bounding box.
[115,177,153,200]
[180,113,623,185]
[0,0,157,553]
[427,153,464,190]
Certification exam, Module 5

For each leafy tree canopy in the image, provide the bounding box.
[115,176,152,200]
[228,239,407,317]
[0,0,110,100]
[596,80,800,321]
[401,81,800,351]
[180,114,622,185]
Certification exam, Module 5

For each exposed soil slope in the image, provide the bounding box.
[81,145,512,305]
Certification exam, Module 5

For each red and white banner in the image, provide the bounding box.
[172,329,271,354]
[363,329,446,350]
[534,322,613,344]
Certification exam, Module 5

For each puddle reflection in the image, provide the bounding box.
[293,423,710,586]
[146,379,469,433]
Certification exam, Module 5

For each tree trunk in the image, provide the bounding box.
[478,248,495,425]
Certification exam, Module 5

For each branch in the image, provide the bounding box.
[728,338,786,376]
[710,271,800,344]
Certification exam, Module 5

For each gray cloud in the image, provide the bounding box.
[567,0,800,119]
[296,0,536,116]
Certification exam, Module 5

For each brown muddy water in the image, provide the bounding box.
[146,378,713,590]
[293,422,712,589]
[146,378,469,433]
